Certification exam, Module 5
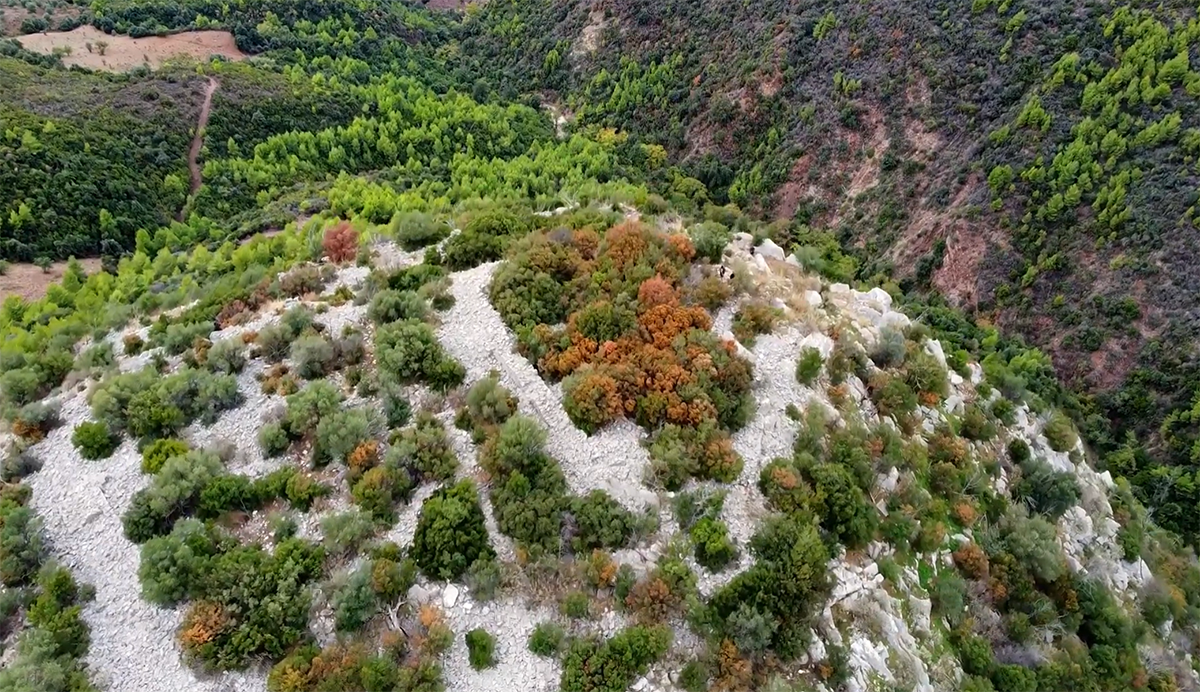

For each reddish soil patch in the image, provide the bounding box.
[0,258,103,303]
[16,26,246,72]
[774,153,819,222]
[932,218,987,309]
[1088,337,1138,391]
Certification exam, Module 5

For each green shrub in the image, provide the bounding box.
[465,372,519,428]
[904,347,949,399]
[529,621,565,657]
[678,660,710,692]
[870,374,917,418]
[999,509,1066,582]
[198,474,261,517]
[206,339,246,374]
[0,505,44,586]
[1007,438,1031,465]
[285,473,327,510]
[465,557,502,601]
[71,422,118,460]
[807,462,877,550]
[411,480,494,580]
[141,438,189,474]
[562,590,592,619]
[291,335,335,380]
[731,302,781,347]
[258,423,290,457]
[375,319,465,391]
[466,628,497,669]
[393,212,451,251]
[1013,459,1080,520]
[138,519,221,605]
[929,571,968,627]
[560,626,671,692]
[708,515,829,658]
[256,323,294,363]
[727,602,777,655]
[1043,411,1078,452]
[160,321,213,355]
[959,404,996,441]
[796,347,824,385]
[126,388,185,439]
[321,510,377,558]
[332,565,378,632]
[690,221,731,263]
[123,451,224,543]
[284,380,344,436]
[691,517,738,571]
[991,398,1016,425]
[78,341,115,372]
[443,230,507,269]
[351,465,413,520]
[369,289,427,325]
[569,491,636,553]
[315,408,380,465]
[389,412,457,482]
[381,384,412,428]
[1,448,42,482]
[871,328,907,368]
[370,555,417,603]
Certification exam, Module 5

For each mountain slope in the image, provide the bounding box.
[456,0,1200,545]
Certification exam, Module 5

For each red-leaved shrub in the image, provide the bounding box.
[322,222,358,263]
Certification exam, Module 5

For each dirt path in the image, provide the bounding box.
[182,77,218,216]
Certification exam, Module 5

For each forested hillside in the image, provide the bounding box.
[454,0,1200,547]
[2,2,1200,691]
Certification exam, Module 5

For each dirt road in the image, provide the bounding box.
[181,77,218,217]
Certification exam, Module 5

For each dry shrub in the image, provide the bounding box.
[666,233,696,261]
[180,601,229,652]
[918,391,942,407]
[418,603,444,628]
[953,542,989,580]
[11,419,44,442]
[241,330,259,345]
[511,220,754,441]
[637,304,711,349]
[585,549,618,589]
[600,221,651,269]
[625,577,676,623]
[713,639,753,692]
[638,275,679,310]
[347,440,380,482]
[216,299,251,329]
[323,222,359,263]
[953,502,978,526]
[572,228,600,259]
[562,367,624,434]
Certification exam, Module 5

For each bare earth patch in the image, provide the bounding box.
[0,258,103,302]
[16,26,246,71]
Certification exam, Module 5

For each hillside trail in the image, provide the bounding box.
[181,77,218,219]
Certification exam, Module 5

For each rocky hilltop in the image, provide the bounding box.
[2,203,1196,692]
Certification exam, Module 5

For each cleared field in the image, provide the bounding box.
[0,258,103,302]
[16,25,246,71]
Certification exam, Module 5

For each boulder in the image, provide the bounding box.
[758,238,786,261]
